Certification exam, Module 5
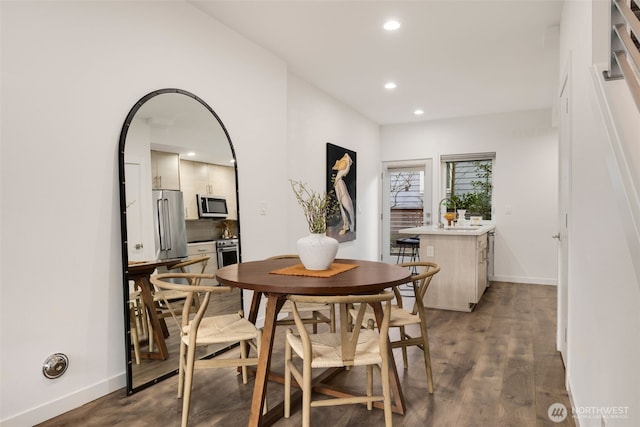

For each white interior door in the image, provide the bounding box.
[125,162,145,262]
[557,70,571,369]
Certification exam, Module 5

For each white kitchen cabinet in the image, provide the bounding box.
[401,227,494,312]
[180,159,237,220]
[214,165,237,220]
[180,160,198,220]
[150,150,180,190]
[187,242,217,278]
[194,162,214,195]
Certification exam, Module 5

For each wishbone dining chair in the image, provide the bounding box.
[267,254,336,333]
[354,261,440,393]
[150,272,261,427]
[147,256,210,352]
[284,291,395,427]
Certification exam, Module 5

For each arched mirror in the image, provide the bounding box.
[118,88,242,394]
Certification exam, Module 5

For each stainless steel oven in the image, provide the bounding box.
[216,238,239,268]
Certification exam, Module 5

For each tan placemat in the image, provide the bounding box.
[270,262,359,278]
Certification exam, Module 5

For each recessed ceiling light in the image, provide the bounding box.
[186,151,196,157]
[384,82,397,89]
[383,20,401,31]
[229,159,235,164]
[414,109,424,116]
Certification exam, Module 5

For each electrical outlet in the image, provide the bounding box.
[426,246,435,257]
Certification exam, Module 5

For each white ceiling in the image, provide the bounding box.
[132,92,234,165]
[191,0,564,125]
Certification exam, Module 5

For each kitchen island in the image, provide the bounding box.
[399,224,495,312]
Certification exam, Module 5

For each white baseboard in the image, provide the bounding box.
[0,373,126,427]
[567,380,580,427]
[491,275,557,286]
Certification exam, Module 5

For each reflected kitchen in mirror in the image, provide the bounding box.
[119,89,242,393]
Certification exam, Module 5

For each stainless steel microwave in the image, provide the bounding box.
[197,194,228,218]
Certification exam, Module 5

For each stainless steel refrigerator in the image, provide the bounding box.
[152,190,187,260]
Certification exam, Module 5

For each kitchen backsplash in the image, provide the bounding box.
[186,219,238,243]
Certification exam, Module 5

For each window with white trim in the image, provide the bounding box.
[442,153,494,220]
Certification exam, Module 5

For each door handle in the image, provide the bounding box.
[552,233,561,240]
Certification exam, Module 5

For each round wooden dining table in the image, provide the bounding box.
[216,257,412,427]
[127,257,185,361]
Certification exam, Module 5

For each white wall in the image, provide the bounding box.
[381,109,559,285]
[0,2,381,425]
[237,73,382,324]
[286,74,381,261]
[560,1,640,426]
[0,2,289,425]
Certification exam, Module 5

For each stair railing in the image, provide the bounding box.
[605,0,640,111]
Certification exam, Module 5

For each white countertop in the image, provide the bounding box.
[399,224,495,236]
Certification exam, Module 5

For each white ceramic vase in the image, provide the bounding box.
[296,233,339,270]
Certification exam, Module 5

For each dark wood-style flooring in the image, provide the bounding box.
[37,282,574,426]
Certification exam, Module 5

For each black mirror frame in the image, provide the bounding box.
[118,88,241,394]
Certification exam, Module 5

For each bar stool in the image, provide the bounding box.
[396,236,419,263]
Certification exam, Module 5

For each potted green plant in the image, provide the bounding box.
[290,180,339,270]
